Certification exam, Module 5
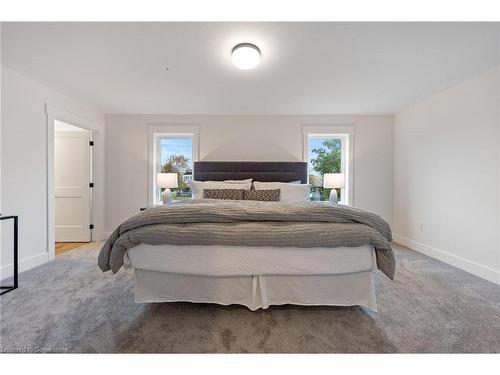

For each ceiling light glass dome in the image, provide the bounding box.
[231,43,261,70]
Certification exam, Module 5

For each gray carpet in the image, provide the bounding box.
[1,242,499,353]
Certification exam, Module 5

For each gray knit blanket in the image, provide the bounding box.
[98,200,395,279]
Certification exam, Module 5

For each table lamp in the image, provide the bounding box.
[323,173,345,204]
[157,173,178,204]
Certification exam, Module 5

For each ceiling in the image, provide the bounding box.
[2,22,499,114]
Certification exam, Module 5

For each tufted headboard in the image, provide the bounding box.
[193,161,308,184]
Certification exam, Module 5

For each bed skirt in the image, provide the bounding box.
[133,269,377,311]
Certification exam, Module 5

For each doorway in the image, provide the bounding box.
[54,120,93,255]
[46,104,104,261]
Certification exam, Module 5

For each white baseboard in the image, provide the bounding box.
[0,251,49,281]
[393,234,500,285]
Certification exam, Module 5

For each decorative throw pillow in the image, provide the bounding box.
[253,181,310,203]
[244,189,281,202]
[190,180,252,199]
[203,189,245,200]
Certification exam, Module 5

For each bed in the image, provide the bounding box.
[99,161,394,311]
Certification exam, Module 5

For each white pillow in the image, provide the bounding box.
[206,179,253,184]
[253,181,310,203]
[189,180,252,199]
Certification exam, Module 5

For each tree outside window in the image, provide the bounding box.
[309,137,342,201]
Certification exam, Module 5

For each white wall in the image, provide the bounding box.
[394,67,500,284]
[1,67,105,277]
[0,23,3,278]
[55,120,89,132]
[105,114,394,233]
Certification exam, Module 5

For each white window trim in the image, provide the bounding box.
[147,124,200,205]
[302,124,355,205]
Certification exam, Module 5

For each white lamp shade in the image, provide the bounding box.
[157,173,178,189]
[323,173,345,189]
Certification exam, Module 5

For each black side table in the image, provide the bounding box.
[0,215,18,295]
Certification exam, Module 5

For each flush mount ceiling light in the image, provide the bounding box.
[231,43,261,70]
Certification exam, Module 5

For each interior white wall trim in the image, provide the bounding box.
[0,251,48,281]
[393,233,500,285]
[46,104,105,260]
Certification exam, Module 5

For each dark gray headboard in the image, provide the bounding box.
[193,161,308,184]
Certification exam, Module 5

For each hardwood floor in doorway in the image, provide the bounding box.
[55,242,89,256]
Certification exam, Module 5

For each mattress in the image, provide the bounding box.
[125,244,376,276]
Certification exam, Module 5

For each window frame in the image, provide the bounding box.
[302,124,354,205]
[148,124,200,205]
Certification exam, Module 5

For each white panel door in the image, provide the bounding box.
[54,130,92,242]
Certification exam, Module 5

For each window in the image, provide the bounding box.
[148,125,199,205]
[302,125,353,204]
[158,137,194,202]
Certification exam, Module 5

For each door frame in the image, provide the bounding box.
[46,104,104,260]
